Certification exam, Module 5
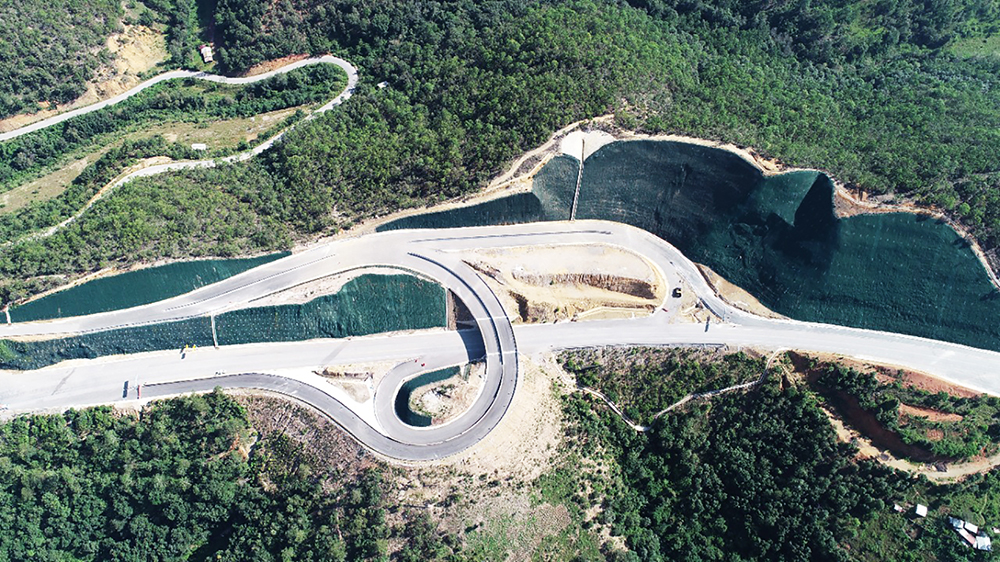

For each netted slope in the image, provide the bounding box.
[0,274,445,370]
[13,253,290,321]
[394,366,461,427]
[564,141,1000,351]
[382,138,1000,351]
[377,155,577,232]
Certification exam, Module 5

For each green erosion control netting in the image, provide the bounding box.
[394,366,461,427]
[376,155,577,231]
[212,274,445,345]
[381,140,1000,352]
[0,317,215,371]
[0,274,445,370]
[12,253,290,321]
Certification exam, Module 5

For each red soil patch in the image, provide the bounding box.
[240,54,311,77]
[898,403,964,423]
[924,429,945,442]
[806,351,981,399]
[889,370,981,399]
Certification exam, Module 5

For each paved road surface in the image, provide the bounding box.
[2,56,359,246]
[4,220,1000,459]
[0,56,358,143]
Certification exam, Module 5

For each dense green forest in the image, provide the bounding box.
[143,0,218,69]
[0,391,392,561]
[0,0,124,118]
[6,0,1000,304]
[555,347,1000,561]
[0,0,223,120]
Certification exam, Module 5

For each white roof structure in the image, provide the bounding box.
[191,143,208,151]
[976,534,993,551]
[965,521,980,534]
[199,45,214,63]
[915,504,928,517]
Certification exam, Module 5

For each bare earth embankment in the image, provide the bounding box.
[0,24,167,134]
[463,244,665,323]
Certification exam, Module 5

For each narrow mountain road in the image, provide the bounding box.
[2,56,358,246]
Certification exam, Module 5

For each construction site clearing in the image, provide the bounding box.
[461,243,690,324]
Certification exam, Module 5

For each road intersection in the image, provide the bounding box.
[5,54,996,460]
[4,221,1000,460]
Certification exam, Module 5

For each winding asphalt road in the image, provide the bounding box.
[3,56,359,245]
[4,220,1000,460]
[0,56,358,143]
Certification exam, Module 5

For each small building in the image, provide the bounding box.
[915,504,928,517]
[377,81,389,89]
[959,528,978,548]
[949,517,993,551]
[199,44,214,63]
[191,143,208,151]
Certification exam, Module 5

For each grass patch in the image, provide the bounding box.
[948,34,1000,59]
[559,347,764,424]
[0,63,345,194]
[0,105,305,215]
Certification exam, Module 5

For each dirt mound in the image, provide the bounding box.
[899,403,964,423]
[511,271,656,299]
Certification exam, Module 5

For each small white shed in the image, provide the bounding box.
[199,44,214,63]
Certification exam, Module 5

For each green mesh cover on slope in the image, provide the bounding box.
[13,253,290,321]
[0,274,445,370]
[377,155,577,232]
[394,366,461,427]
[382,139,1000,352]
[570,141,1000,351]
[213,273,445,345]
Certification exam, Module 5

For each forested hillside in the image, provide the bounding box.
[0,0,221,121]
[0,0,124,118]
[0,391,403,561]
[217,0,1000,254]
[4,0,1000,301]
[557,347,1000,561]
